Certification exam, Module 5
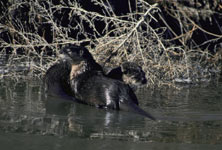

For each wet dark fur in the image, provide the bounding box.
[44,61,72,98]
[70,66,139,109]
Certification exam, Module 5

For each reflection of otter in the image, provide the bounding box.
[57,45,155,120]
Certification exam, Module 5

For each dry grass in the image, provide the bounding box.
[0,0,221,87]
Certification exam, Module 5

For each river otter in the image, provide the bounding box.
[44,45,102,98]
[58,45,155,120]
[105,62,147,87]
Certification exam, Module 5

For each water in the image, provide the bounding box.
[0,78,222,150]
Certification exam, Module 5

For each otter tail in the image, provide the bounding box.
[130,103,156,121]
[120,101,156,121]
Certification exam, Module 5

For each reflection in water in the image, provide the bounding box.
[0,78,222,149]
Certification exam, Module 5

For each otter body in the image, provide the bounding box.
[71,70,138,110]
[44,61,72,98]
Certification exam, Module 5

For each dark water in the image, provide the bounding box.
[0,78,222,150]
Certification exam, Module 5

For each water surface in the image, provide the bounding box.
[0,78,222,150]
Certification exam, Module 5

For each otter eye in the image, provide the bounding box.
[79,49,84,56]
[119,99,124,103]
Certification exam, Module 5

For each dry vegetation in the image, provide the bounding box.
[0,0,222,88]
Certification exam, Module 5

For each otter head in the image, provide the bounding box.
[59,45,95,64]
[59,45,103,72]
[121,62,147,85]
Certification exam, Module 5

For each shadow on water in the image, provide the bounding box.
[0,77,222,150]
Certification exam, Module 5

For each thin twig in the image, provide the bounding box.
[103,3,158,65]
